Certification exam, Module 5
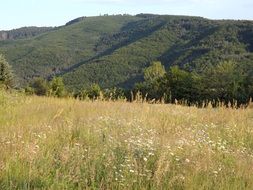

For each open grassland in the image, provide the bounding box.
[0,91,253,189]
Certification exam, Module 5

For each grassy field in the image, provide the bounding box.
[0,90,253,189]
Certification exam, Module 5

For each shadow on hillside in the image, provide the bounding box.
[160,26,218,69]
[116,74,143,89]
[57,17,167,76]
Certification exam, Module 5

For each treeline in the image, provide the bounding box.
[134,61,253,107]
[22,77,125,100]
[1,54,252,107]
[0,53,128,101]
[22,61,253,107]
[23,77,127,101]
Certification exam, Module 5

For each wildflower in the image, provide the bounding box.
[143,157,148,162]
[185,158,190,163]
[148,152,154,156]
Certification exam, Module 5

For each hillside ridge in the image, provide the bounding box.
[0,14,252,90]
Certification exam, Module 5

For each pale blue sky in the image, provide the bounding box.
[1,0,253,30]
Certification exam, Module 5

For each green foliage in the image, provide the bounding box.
[49,77,66,97]
[76,86,126,101]
[163,66,202,104]
[0,15,141,86]
[24,86,35,95]
[144,61,166,82]
[61,17,253,90]
[88,84,101,99]
[0,54,14,88]
[26,77,67,97]
[201,61,252,106]
[30,78,49,96]
[134,61,166,100]
[103,87,126,100]
[80,84,102,100]
[136,61,252,106]
[0,15,252,105]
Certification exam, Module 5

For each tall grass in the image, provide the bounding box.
[0,91,253,189]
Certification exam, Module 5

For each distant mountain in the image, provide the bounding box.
[0,14,253,90]
[0,27,53,40]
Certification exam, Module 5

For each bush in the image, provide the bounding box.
[0,54,15,88]
[103,87,126,101]
[49,77,67,98]
[30,78,49,96]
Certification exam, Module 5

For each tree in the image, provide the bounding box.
[30,77,49,96]
[49,77,66,97]
[239,62,253,104]
[0,54,14,88]
[144,61,166,82]
[163,66,202,104]
[87,84,101,99]
[134,61,166,100]
[24,86,35,95]
[202,61,246,106]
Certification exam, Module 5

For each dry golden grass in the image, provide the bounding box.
[0,91,253,189]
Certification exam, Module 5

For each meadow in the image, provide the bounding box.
[0,90,253,189]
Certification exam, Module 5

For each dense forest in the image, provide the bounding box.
[0,14,252,106]
[0,27,53,40]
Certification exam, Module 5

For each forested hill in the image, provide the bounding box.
[0,27,54,40]
[0,14,253,90]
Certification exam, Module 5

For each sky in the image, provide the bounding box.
[1,0,253,30]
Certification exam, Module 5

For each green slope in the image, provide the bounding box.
[0,14,253,90]
[0,15,142,85]
[63,16,253,90]
[0,27,53,40]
